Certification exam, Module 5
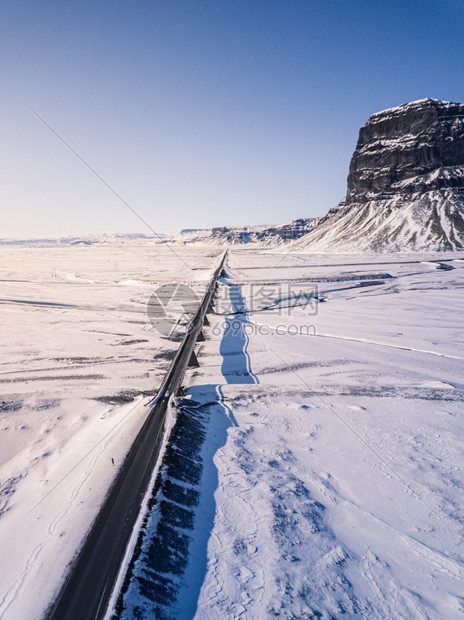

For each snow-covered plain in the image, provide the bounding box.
[1,241,463,619]
[0,240,220,620]
[118,249,464,619]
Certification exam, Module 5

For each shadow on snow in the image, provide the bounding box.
[116,284,257,619]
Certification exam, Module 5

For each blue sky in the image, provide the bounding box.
[2,0,463,237]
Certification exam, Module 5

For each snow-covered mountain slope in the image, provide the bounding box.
[298,98,464,252]
[299,188,464,252]
[176,218,319,245]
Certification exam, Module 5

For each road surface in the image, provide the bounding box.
[47,252,227,620]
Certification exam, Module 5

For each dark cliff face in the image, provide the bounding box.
[298,98,464,251]
[210,218,318,243]
[346,98,464,204]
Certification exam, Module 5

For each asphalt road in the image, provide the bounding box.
[47,251,227,620]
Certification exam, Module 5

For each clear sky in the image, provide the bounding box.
[1,0,463,237]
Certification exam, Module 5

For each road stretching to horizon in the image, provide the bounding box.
[47,252,227,620]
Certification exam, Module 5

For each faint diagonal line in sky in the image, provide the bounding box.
[26,104,192,271]
[275,109,435,265]
[270,348,438,516]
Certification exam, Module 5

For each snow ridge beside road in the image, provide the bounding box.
[117,250,464,619]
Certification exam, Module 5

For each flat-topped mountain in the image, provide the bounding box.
[299,98,464,251]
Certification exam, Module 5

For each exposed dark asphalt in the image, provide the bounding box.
[47,251,227,620]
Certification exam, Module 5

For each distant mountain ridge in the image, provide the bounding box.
[0,221,321,247]
[0,233,159,246]
[297,98,464,252]
[176,218,319,245]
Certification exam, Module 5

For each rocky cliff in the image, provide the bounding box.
[299,98,464,251]
[177,218,319,245]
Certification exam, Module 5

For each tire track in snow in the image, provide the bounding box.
[0,543,44,618]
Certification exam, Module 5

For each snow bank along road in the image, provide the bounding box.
[115,250,464,619]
